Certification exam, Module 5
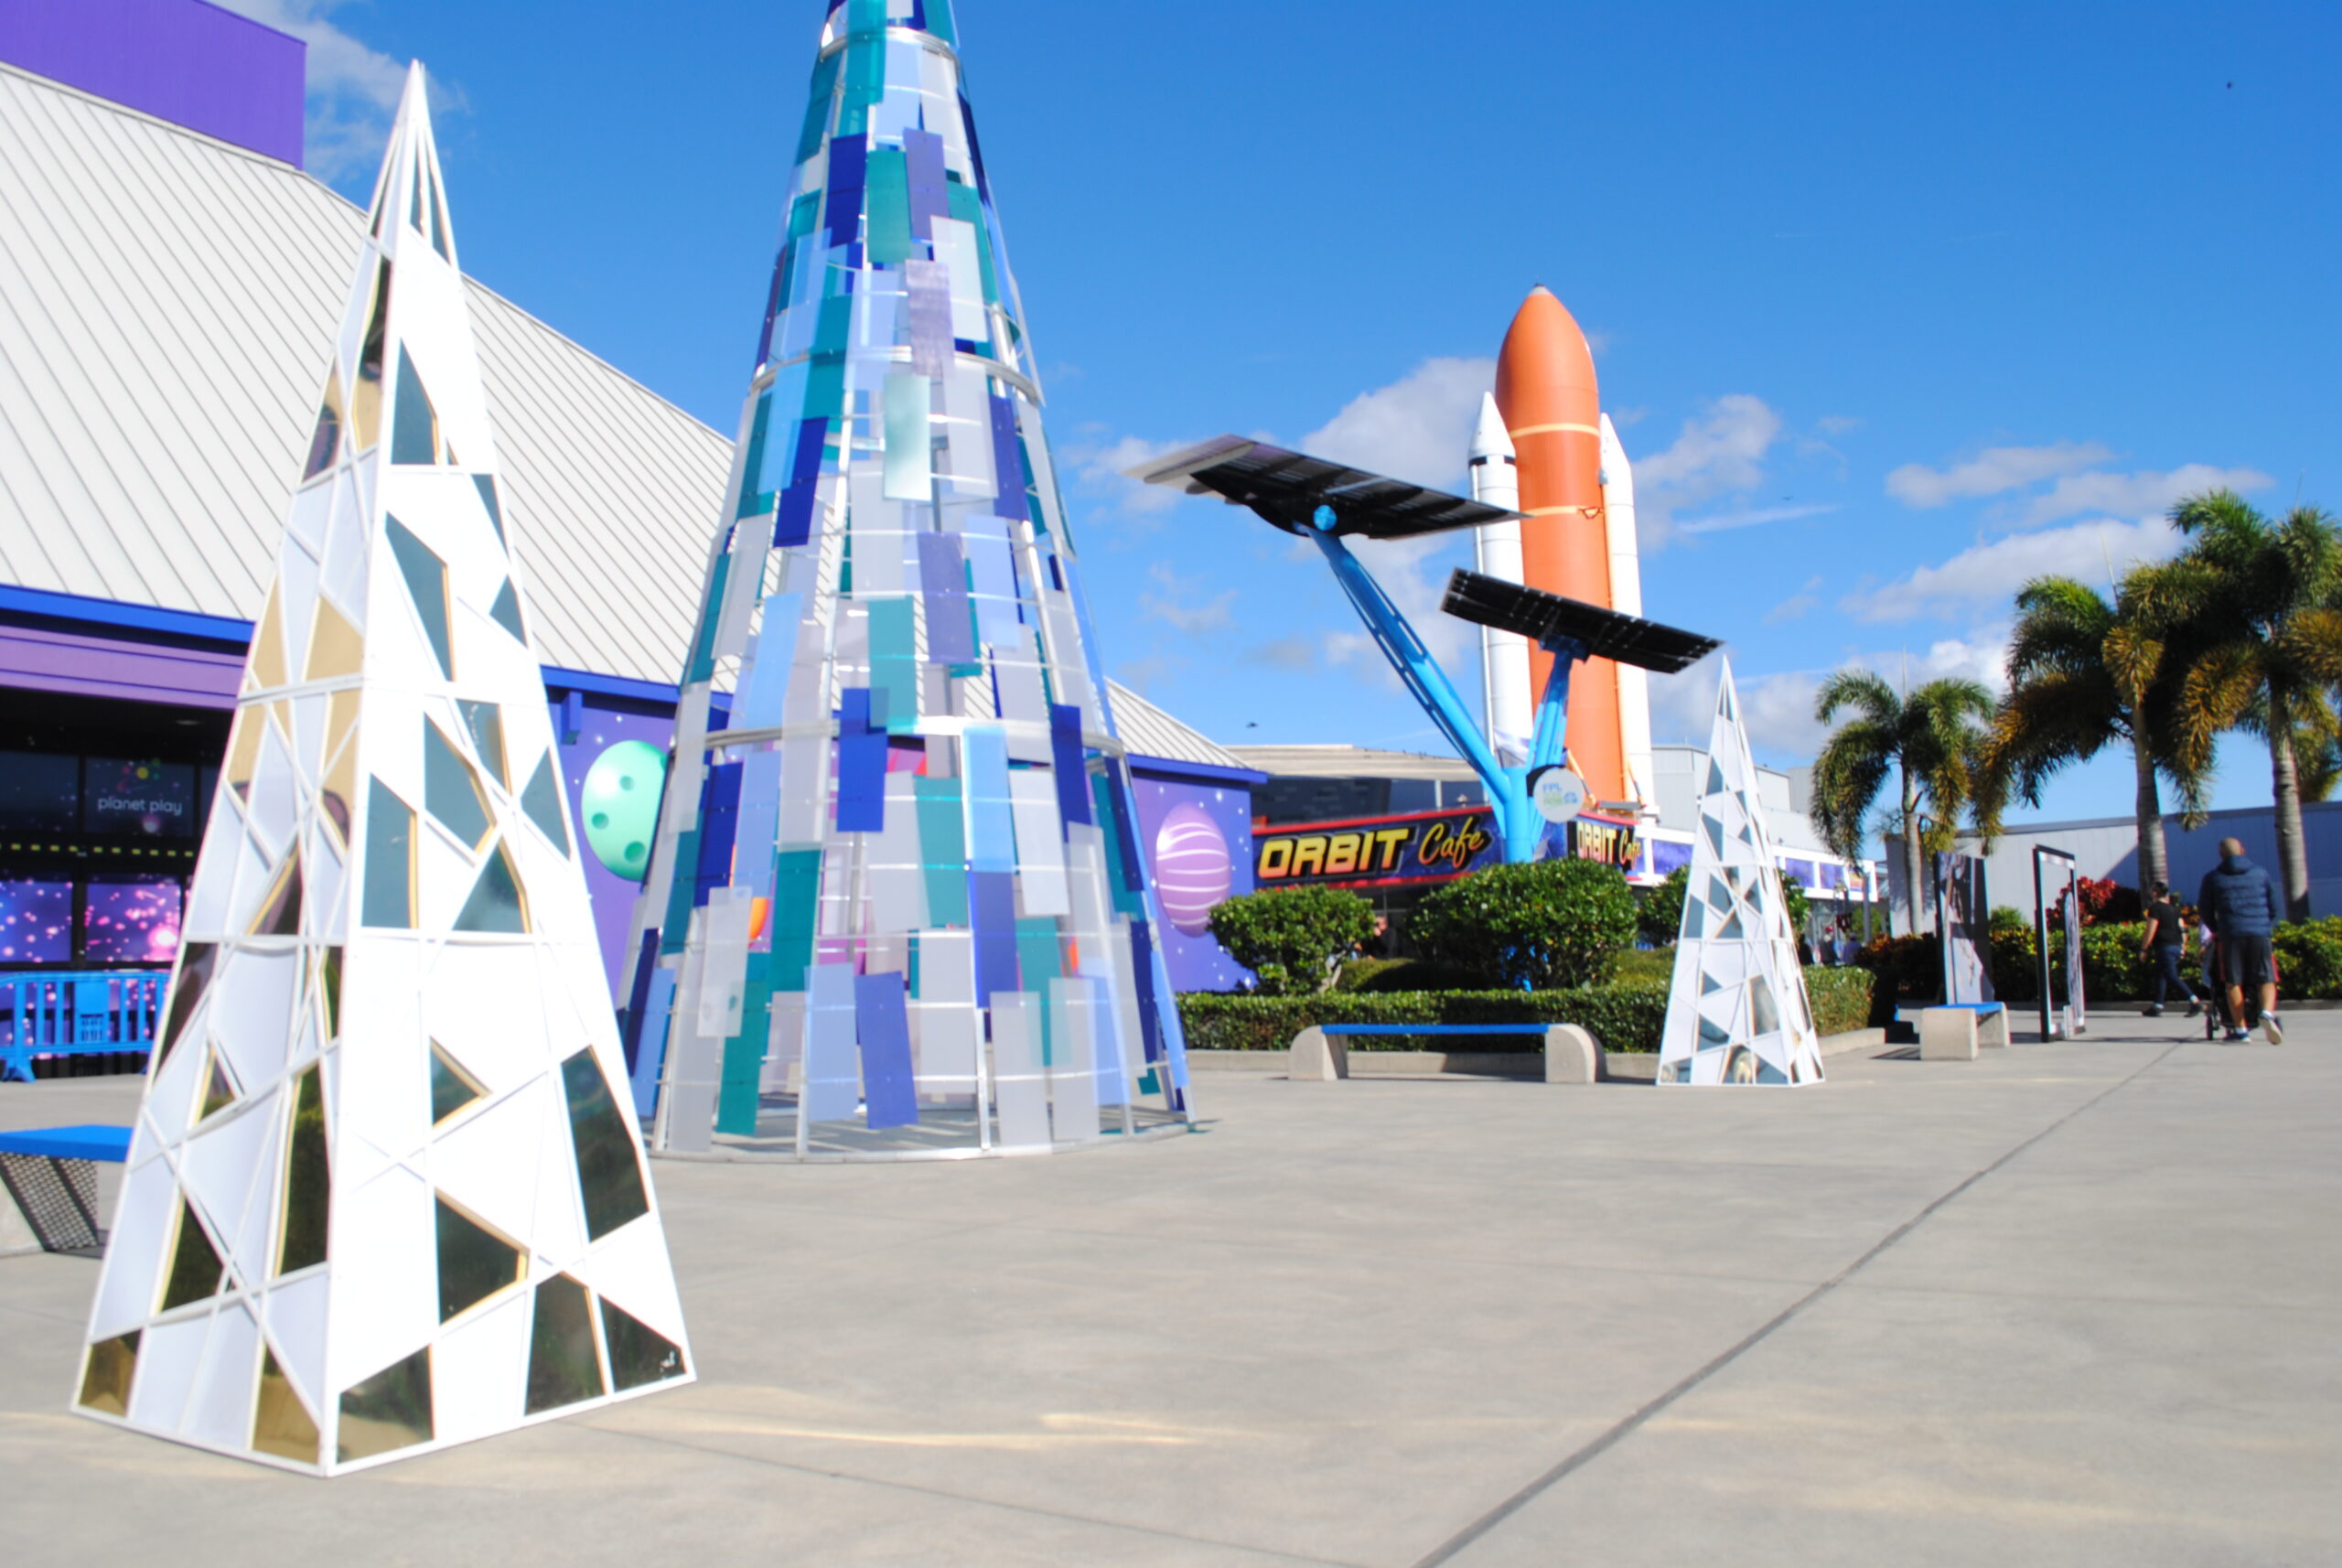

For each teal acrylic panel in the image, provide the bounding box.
[659,828,700,954]
[737,392,777,517]
[867,596,919,735]
[795,55,841,162]
[715,970,772,1136]
[1015,918,1062,1063]
[865,148,916,264]
[686,555,731,684]
[881,374,932,500]
[913,778,970,925]
[768,849,822,992]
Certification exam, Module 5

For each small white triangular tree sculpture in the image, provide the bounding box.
[1658,660,1826,1087]
[72,66,693,1474]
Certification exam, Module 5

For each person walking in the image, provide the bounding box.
[2139,882,2201,1019]
[2197,838,2283,1044]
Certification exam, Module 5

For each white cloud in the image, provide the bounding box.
[1839,515,2186,624]
[214,1,424,182]
[1677,502,1837,535]
[1886,441,2113,508]
[1066,433,1191,523]
[1300,357,1496,491]
[1650,634,2011,763]
[1765,576,1824,625]
[2011,463,2272,530]
[1138,563,1236,635]
[1627,394,1786,547]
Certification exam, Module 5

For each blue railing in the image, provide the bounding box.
[0,972,168,1083]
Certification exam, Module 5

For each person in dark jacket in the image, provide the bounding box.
[2138,882,2200,1018]
[2197,838,2283,1044]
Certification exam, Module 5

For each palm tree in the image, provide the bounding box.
[1810,671,1996,934]
[2167,491,2342,921]
[1984,562,2210,892]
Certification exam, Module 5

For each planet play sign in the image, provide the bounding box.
[1255,805,1641,891]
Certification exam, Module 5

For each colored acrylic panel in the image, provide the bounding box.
[854,971,918,1130]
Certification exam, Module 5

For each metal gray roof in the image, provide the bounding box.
[1105,681,1254,774]
[1226,744,1480,783]
[0,60,731,684]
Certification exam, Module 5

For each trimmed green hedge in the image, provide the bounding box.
[1179,966,1877,1055]
[1804,965,1879,1036]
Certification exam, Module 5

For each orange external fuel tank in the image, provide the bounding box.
[1493,287,1626,805]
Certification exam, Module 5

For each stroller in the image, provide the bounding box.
[2200,934,2279,1040]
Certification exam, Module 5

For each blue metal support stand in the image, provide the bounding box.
[1305,508,1586,864]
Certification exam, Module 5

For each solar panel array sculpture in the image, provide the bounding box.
[622,0,1195,1156]
[1658,660,1826,1087]
[73,69,693,1474]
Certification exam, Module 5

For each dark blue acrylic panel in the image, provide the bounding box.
[917,532,975,664]
[693,761,744,907]
[969,870,1019,1006]
[825,134,868,250]
[1129,918,1166,1066]
[903,128,950,239]
[854,971,919,1130]
[836,689,889,833]
[986,395,1028,521]
[1049,704,1090,827]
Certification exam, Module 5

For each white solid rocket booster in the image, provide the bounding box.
[1469,392,1532,762]
[1599,413,1656,809]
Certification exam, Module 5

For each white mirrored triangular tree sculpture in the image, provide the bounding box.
[1658,660,1826,1087]
[72,66,693,1475]
[620,0,1195,1158]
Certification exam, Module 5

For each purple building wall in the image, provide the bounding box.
[1130,771,1258,993]
[554,703,676,1000]
[0,0,306,166]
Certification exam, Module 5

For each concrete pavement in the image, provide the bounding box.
[1,1011,2335,1565]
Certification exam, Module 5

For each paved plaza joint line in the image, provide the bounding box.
[2,1015,2336,1567]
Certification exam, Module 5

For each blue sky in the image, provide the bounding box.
[236,0,2341,824]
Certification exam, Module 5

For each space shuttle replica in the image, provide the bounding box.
[1469,289,1655,812]
[621,0,1193,1157]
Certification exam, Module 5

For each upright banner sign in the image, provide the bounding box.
[1254,807,1638,891]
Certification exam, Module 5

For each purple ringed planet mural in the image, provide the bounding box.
[1154,804,1234,937]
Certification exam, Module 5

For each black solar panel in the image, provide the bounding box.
[1128,435,1520,541]
[1441,570,1720,673]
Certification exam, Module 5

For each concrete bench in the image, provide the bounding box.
[1291,1025,1604,1085]
[1919,1003,2010,1061]
[0,1124,132,1258]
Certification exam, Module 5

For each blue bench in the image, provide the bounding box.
[0,1123,132,1257]
[0,972,167,1083]
[1318,1025,1551,1037]
[1295,1023,1604,1084]
[1918,1002,2009,1058]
